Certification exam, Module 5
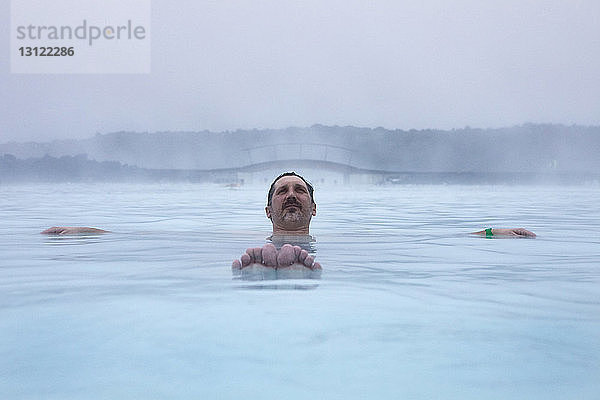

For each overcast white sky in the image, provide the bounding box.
[1,0,599,142]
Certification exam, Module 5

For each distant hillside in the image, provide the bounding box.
[2,153,597,185]
[0,154,233,183]
[1,124,599,173]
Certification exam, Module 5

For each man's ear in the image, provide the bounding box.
[312,203,317,216]
[265,206,272,219]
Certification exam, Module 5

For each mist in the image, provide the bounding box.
[1,0,599,144]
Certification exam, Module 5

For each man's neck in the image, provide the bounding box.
[272,225,310,235]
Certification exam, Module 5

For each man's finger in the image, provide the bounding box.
[515,228,536,237]
[298,249,308,263]
[303,255,314,268]
[246,247,261,263]
[252,247,263,263]
[41,227,64,234]
[241,253,251,267]
[277,244,296,267]
[262,244,278,267]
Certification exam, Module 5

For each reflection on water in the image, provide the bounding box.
[233,263,322,284]
[235,283,320,291]
[267,234,317,253]
[43,235,106,245]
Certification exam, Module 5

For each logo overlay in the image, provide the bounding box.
[11,0,151,73]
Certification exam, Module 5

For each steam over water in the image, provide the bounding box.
[1,183,599,399]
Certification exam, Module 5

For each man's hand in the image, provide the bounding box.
[41,226,108,235]
[496,228,536,237]
[232,243,322,270]
[472,228,536,237]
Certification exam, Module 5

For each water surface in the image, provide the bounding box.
[1,183,599,399]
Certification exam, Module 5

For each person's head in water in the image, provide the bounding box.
[266,172,316,234]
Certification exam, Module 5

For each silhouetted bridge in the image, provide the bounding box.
[241,143,354,168]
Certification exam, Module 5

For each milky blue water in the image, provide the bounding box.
[1,183,599,399]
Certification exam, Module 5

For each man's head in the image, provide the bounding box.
[266,172,316,234]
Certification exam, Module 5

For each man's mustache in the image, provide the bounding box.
[282,198,302,210]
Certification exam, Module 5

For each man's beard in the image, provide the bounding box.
[280,200,308,224]
[281,206,305,223]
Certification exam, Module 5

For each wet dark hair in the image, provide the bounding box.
[267,172,315,206]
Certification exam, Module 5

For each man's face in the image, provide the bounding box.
[266,175,316,232]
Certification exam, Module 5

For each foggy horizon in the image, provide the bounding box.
[3,121,600,146]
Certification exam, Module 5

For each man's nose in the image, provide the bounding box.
[285,191,298,201]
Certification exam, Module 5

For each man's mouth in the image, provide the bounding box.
[283,203,301,211]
